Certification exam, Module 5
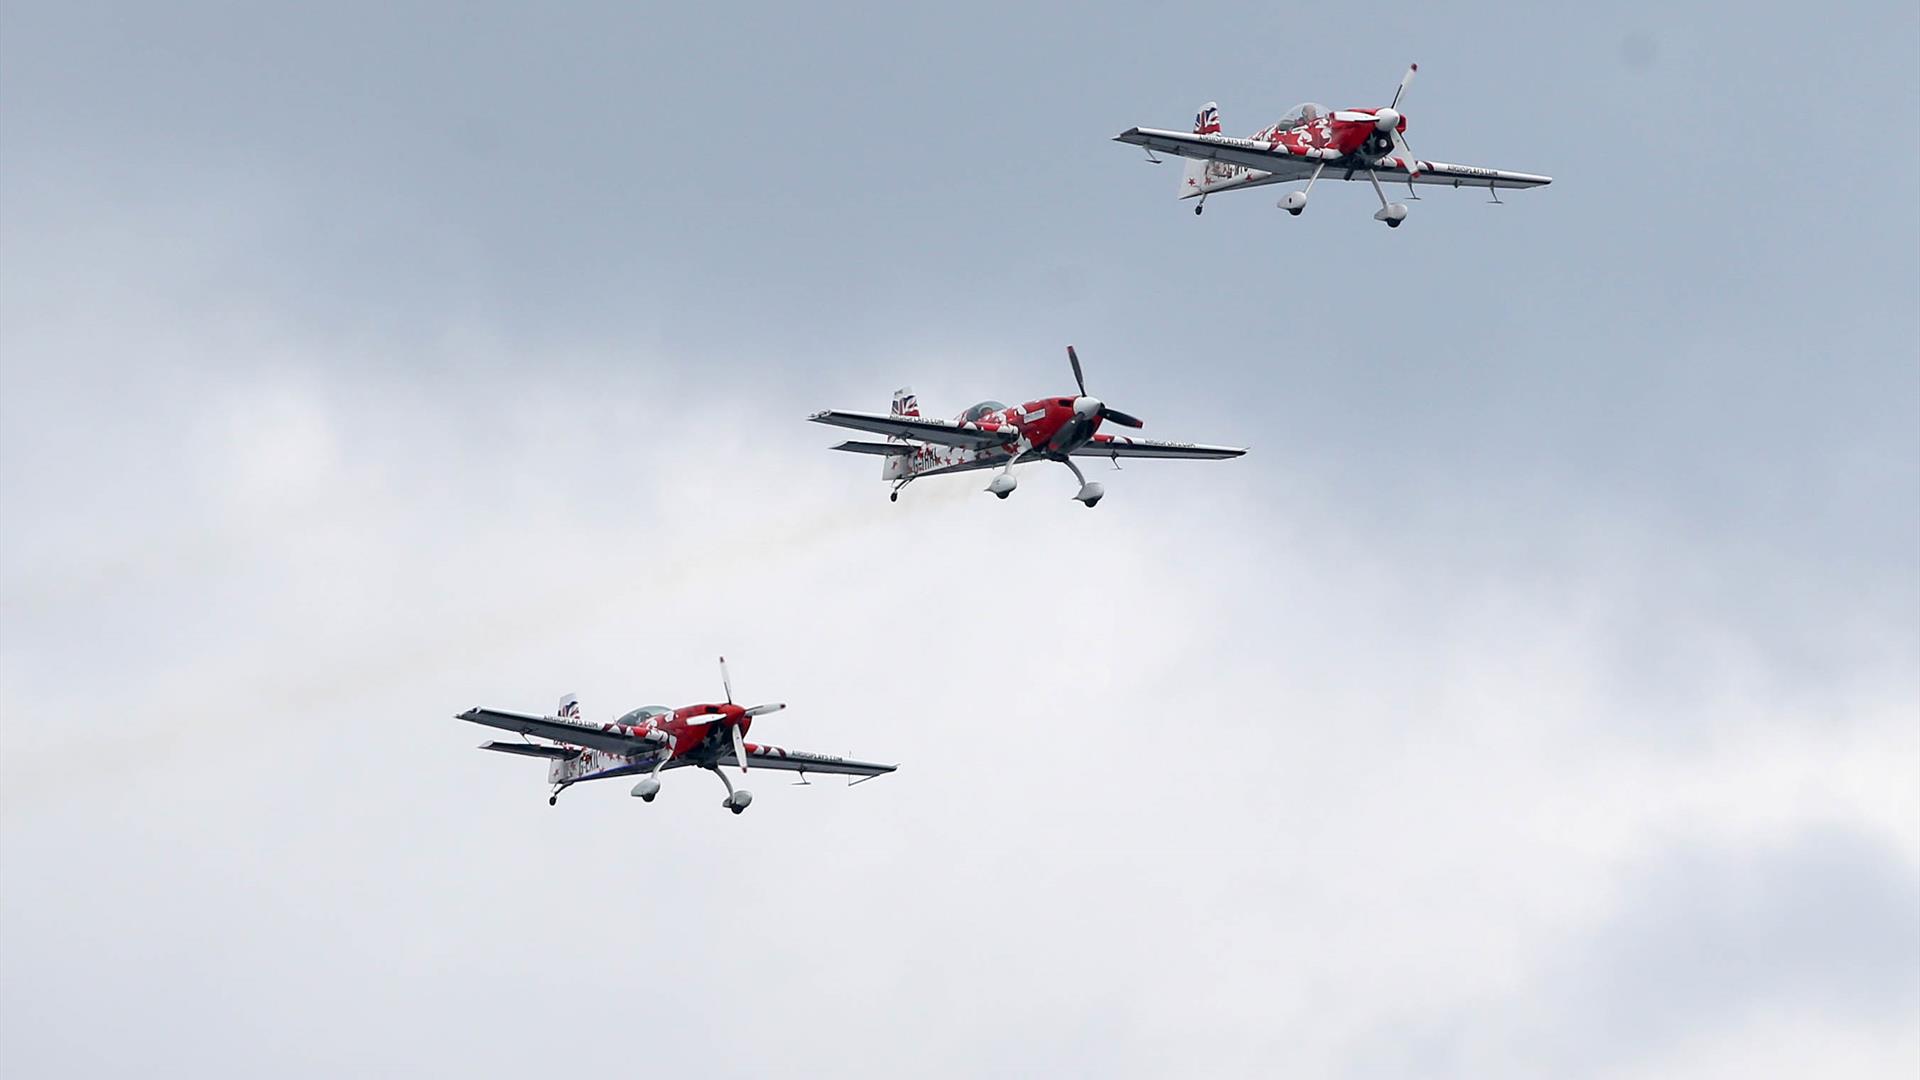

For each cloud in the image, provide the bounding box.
[4,2,1918,1076]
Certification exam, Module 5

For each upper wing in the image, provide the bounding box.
[1071,435,1246,460]
[717,743,897,778]
[810,409,1018,450]
[456,708,665,756]
[1115,128,1550,190]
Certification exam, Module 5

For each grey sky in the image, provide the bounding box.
[3,2,1917,1077]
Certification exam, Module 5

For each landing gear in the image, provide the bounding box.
[1278,160,1326,218]
[630,745,671,803]
[1062,457,1104,508]
[1365,168,1408,228]
[889,476,913,503]
[548,782,569,806]
[706,766,752,815]
[889,491,898,502]
[1194,193,1206,215]
[986,455,1019,500]
[548,795,557,806]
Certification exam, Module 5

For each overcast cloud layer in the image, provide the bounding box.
[3,2,1917,1077]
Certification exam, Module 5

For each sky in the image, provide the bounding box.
[2,1,1917,1076]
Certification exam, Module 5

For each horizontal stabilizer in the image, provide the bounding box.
[831,440,913,457]
[479,741,581,760]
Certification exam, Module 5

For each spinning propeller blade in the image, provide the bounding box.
[1064,346,1145,431]
[718,655,733,704]
[731,723,748,773]
[1390,62,1417,111]
[743,702,786,717]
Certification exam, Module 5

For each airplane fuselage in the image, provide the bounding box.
[895,394,1105,479]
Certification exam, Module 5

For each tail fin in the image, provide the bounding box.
[883,388,916,481]
[1181,101,1268,202]
[558,693,580,720]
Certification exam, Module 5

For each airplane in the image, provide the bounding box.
[455,657,896,814]
[809,346,1246,507]
[1114,63,1551,227]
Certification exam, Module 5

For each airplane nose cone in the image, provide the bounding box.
[1375,108,1401,132]
[1074,396,1103,419]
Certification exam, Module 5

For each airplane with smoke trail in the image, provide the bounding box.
[457,657,894,814]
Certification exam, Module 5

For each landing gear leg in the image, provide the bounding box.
[1194,193,1206,215]
[1366,168,1408,227]
[707,765,753,815]
[1279,160,1326,216]
[631,750,669,802]
[986,453,1020,499]
[1062,457,1104,508]
[548,782,569,807]
[890,476,913,503]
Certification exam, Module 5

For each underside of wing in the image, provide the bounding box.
[1118,128,1550,192]
[456,708,661,756]
[1117,128,1321,179]
[717,745,897,778]
[478,741,581,760]
[1405,157,1551,187]
[830,440,912,457]
[1072,436,1246,460]
[810,409,1017,450]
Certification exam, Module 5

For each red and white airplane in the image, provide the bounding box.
[457,658,895,814]
[810,346,1246,506]
[1115,64,1550,226]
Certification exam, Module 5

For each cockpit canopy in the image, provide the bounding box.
[1275,102,1326,130]
[960,401,1007,422]
[616,705,670,726]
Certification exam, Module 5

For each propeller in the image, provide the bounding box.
[1381,63,1421,177]
[716,657,785,772]
[1389,61,1416,111]
[1064,346,1145,430]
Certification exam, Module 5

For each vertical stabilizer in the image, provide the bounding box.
[883,388,916,481]
[1180,101,1271,203]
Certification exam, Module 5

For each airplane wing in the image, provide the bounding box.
[829,440,912,457]
[1115,128,1551,189]
[478,741,581,760]
[809,409,1018,450]
[456,708,665,756]
[717,744,897,778]
[1071,435,1246,460]
[1119,128,1324,181]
